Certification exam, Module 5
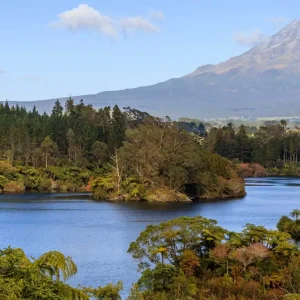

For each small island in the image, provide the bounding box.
[92,117,245,202]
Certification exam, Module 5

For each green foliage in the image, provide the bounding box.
[0,100,128,169]
[0,161,91,193]
[83,282,123,300]
[0,175,8,192]
[284,295,300,300]
[204,122,300,172]
[33,251,78,281]
[137,264,176,292]
[277,210,300,240]
[0,102,246,199]
[109,105,126,150]
[129,215,300,300]
[128,216,227,269]
[93,118,245,201]
[92,175,116,199]
[0,247,122,300]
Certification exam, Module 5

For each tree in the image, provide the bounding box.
[49,100,67,152]
[83,282,123,300]
[179,249,200,276]
[280,119,288,129]
[66,128,76,162]
[277,211,300,240]
[109,150,123,194]
[0,175,8,193]
[137,263,176,292]
[33,250,77,282]
[0,247,87,300]
[109,105,126,150]
[0,247,123,300]
[91,141,108,166]
[123,106,150,128]
[128,215,300,300]
[41,136,58,168]
[51,100,64,117]
[128,216,227,269]
[290,209,300,220]
[65,96,75,115]
[236,125,252,162]
[230,243,270,273]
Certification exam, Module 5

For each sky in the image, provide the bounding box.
[0,0,299,101]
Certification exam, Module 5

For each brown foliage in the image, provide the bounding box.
[237,163,267,178]
[179,249,200,276]
[4,181,25,193]
[230,243,270,272]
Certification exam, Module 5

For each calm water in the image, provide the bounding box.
[1,177,300,297]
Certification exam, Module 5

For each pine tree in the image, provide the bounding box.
[236,125,252,163]
[109,105,126,150]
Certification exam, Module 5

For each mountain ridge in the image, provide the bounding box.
[4,20,300,119]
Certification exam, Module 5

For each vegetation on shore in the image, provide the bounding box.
[204,121,300,177]
[0,160,91,193]
[92,118,245,202]
[277,209,300,240]
[2,211,300,299]
[127,212,300,300]
[0,101,245,201]
[0,246,122,299]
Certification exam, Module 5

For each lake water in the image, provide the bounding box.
[1,177,300,297]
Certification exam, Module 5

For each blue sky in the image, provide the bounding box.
[0,0,298,101]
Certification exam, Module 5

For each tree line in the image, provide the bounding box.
[0,98,129,168]
[204,121,300,175]
[0,100,245,200]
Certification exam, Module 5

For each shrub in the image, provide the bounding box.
[4,180,25,193]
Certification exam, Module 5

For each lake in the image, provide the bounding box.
[1,177,300,297]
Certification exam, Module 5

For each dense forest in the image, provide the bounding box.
[2,212,300,300]
[0,100,245,200]
[3,98,300,199]
[204,121,300,176]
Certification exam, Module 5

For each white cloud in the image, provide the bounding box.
[53,4,117,37]
[150,10,164,21]
[121,16,158,33]
[53,4,162,37]
[234,29,268,47]
[267,16,288,25]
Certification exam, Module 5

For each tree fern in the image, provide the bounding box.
[33,251,77,281]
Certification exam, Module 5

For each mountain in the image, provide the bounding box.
[5,20,300,119]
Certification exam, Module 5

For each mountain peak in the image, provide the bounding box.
[7,20,300,120]
[190,20,300,77]
[253,19,300,53]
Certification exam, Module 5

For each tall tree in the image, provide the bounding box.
[109,105,126,150]
[236,125,252,162]
[41,136,57,168]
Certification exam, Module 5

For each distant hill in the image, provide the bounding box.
[5,20,300,119]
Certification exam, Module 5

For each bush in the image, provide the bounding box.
[4,180,25,193]
[284,295,300,300]
[237,163,266,178]
[145,188,190,202]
